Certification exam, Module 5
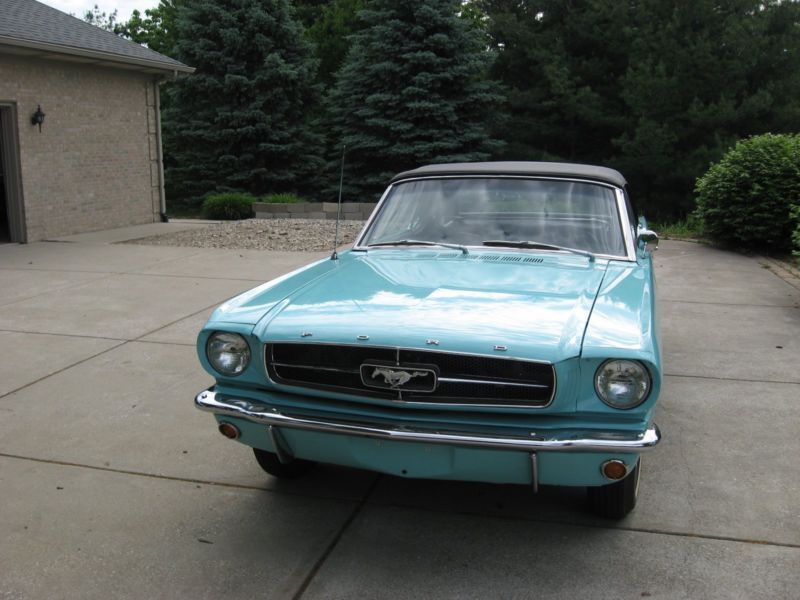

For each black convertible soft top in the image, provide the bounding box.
[390,161,627,188]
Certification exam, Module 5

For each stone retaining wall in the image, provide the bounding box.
[254,202,377,220]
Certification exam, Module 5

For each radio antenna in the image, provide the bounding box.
[331,144,346,261]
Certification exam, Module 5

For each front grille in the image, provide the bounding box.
[266,343,555,407]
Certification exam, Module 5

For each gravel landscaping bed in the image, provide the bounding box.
[122,218,367,251]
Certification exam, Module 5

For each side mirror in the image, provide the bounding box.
[637,229,659,252]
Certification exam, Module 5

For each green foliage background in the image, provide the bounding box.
[480,0,800,219]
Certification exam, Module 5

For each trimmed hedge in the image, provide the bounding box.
[695,133,800,252]
[260,193,305,204]
[202,192,255,220]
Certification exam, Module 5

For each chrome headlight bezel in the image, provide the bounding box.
[206,331,251,377]
[594,359,652,409]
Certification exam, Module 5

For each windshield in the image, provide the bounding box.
[360,177,628,257]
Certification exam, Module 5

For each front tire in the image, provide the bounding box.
[253,448,316,479]
[587,458,641,519]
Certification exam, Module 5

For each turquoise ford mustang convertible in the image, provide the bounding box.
[195,162,662,518]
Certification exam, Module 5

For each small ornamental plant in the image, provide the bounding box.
[202,192,255,220]
[695,133,800,252]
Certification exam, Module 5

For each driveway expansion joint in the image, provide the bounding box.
[0,328,127,342]
[1,448,798,572]
[292,475,382,600]
[0,270,118,308]
[664,373,800,386]
[0,451,363,503]
[660,299,799,309]
[0,340,127,401]
[367,501,800,551]
[131,300,228,342]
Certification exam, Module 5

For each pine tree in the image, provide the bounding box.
[306,0,365,87]
[164,0,323,208]
[327,0,505,201]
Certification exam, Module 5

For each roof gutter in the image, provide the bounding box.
[0,35,194,74]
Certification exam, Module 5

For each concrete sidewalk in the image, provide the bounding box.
[0,231,798,599]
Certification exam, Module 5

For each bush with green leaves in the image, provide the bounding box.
[793,204,800,256]
[260,193,305,204]
[202,192,255,220]
[695,134,800,252]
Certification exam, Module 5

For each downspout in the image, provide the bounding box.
[154,78,168,222]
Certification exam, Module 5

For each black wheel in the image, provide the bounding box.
[587,458,641,519]
[253,448,316,479]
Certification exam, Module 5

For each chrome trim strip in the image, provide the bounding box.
[267,341,555,366]
[438,377,549,389]
[615,187,638,261]
[273,362,360,375]
[196,389,660,453]
[353,183,393,248]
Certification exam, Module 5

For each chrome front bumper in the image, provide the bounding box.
[195,389,661,454]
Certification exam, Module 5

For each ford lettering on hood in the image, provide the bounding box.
[255,251,608,364]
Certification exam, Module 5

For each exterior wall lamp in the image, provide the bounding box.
[31,105,45,132]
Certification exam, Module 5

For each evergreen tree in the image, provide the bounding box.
[292,0,329,30]
[164,0,323,208]
[327,0,505,201]
[306,0,365,87]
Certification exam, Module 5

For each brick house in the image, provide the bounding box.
[0,0,193,243]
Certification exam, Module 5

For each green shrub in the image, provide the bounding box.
[695,133,800,252]
[793,204,800,256]
[260,193,305,204]
[202,192,255,220]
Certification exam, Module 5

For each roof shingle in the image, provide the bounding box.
[0,0,192,73]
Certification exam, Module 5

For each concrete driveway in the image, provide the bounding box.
[1,227,798,599]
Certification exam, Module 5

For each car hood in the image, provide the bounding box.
[252,250,609,363]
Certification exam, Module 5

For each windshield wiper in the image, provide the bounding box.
[366,239,469,255]
[482,240,595,262]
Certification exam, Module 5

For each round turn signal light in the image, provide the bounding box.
[218,422,241,440]
[601,459,628,480]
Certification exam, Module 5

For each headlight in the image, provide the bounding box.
[594,360,651,409]
[206,332,251,376]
